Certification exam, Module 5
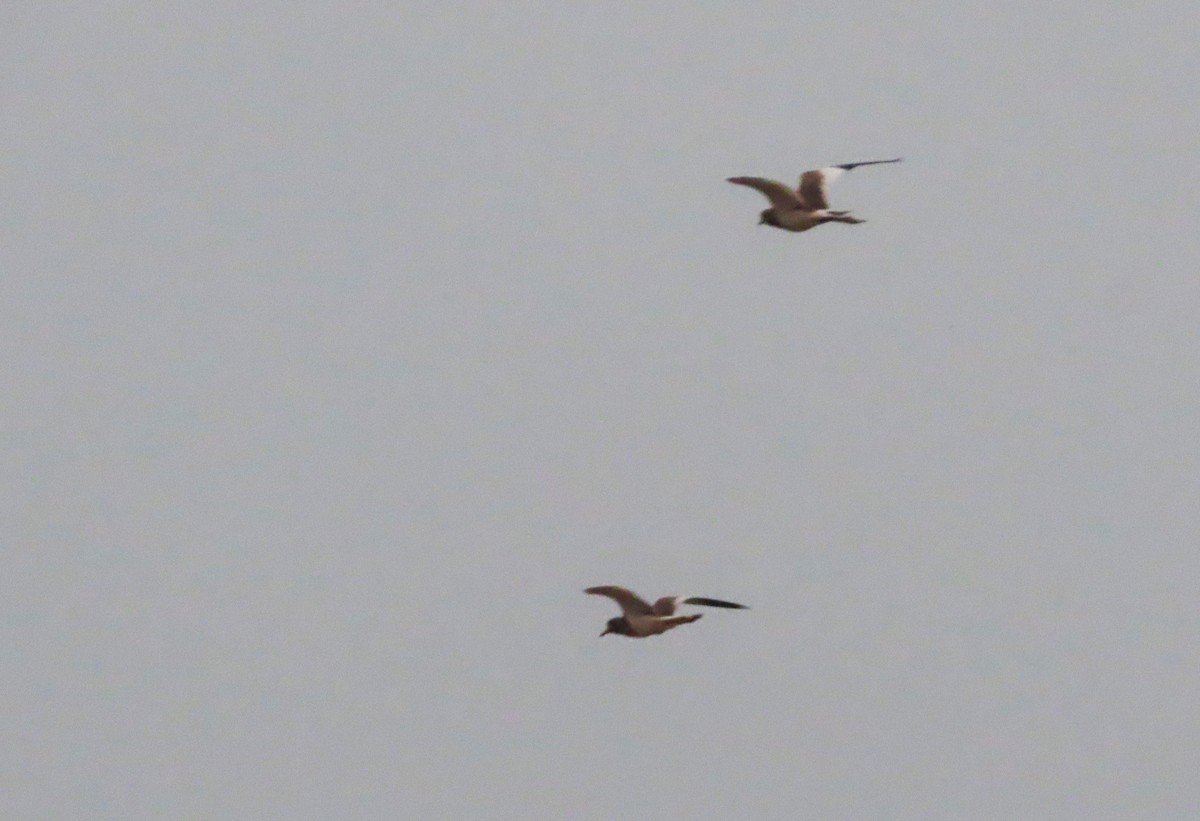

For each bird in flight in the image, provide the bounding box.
[585,585,748,638]
[727,158,901,233]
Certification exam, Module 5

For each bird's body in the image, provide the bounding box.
[585,585,748,638]
[728,158,900,233]
[762,208,840,233]
[605,612,703,638]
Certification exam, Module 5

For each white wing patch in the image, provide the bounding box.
[817,167,846,185]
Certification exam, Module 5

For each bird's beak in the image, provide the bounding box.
[599,627,611,637]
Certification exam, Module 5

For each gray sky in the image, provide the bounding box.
[4,3,1199,818]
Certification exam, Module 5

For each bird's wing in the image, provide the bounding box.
[652,596,681,615]
[726,176,805,209]
[585,586,654,616]
[797,169,836,210]
[653,595,750,614]
[657,614,703,633]
[681,596,749,610]
[798,158,901,210]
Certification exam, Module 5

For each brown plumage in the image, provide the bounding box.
[728,158,900,233]
[584,585,748,638]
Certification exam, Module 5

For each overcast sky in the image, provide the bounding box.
[4,3,1200,819]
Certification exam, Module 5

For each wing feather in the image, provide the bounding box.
[681,596,749,610]
[585,586,654,616]
[797,169,836,211]
[651,596,680,616]
[726,176,805,210]
[799,158,901,210]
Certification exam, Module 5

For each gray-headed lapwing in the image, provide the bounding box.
[585,586,748,638]
[728,158,900,232]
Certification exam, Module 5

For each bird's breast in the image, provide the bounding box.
[772,209,821,232]
[626,615,664,636]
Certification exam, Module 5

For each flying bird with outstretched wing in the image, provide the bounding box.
[584,585,748,638]
[728,158,901,233]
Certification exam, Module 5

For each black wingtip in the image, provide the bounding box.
[685,597,749,610]
[835,158,903,171]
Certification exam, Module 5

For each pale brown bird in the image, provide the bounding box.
[727,158,901,232]
[585,585,748,638]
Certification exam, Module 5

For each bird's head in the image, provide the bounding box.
[758,209,779,227]
[600,617,628,638]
